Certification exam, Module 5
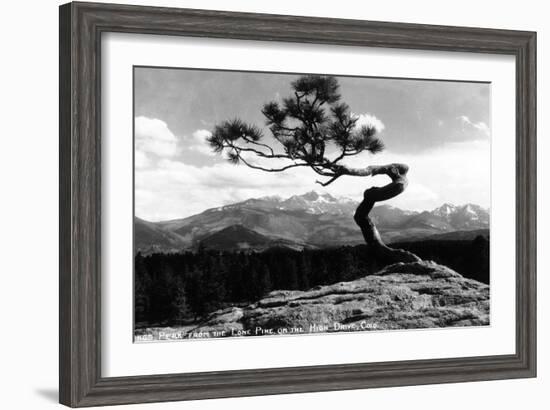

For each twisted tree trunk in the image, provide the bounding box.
[351,163,421,265]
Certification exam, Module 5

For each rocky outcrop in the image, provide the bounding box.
[188,261,489,336]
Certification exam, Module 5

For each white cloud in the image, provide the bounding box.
[134,115,490,221]
[135,158,314,221]
[325,138,490,212]
[135,116,178,157]
[136,138,490,220]
[187,129,216,156]
[191,129,211,143]
[135,150,151,169]
[134,117,220,173]
[458,115,490,137]
[352,112,385,133]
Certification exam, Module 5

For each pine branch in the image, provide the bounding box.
[208,75,387,184]
[237,155,309,172]
[315,174,342,186]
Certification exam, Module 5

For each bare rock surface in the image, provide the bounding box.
[189,261,489,336]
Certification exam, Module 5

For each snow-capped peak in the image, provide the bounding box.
[433,203,456,217]
[297,191,338,202]
[463,204,476,215]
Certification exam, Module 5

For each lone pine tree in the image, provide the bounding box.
[208,75,420,265]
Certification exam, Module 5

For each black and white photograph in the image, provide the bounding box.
[133,67,491,342]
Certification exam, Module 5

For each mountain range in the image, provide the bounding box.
[135,191,489,254]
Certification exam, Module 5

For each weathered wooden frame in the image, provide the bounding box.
[59,2,536,407]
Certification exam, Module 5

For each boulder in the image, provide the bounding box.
[190,260,490,336]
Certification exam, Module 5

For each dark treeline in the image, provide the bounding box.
[394,235,489,284]
[135,236,489,327]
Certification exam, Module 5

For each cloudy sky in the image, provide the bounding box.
[134,67,491,222]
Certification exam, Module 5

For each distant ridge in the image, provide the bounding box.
[135,191,489,254]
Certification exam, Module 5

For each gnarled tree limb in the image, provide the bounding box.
[353,163,420,263]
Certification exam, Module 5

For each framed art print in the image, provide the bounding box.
[59,2,536,407]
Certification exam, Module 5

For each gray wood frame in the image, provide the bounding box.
[59,1,536,407]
